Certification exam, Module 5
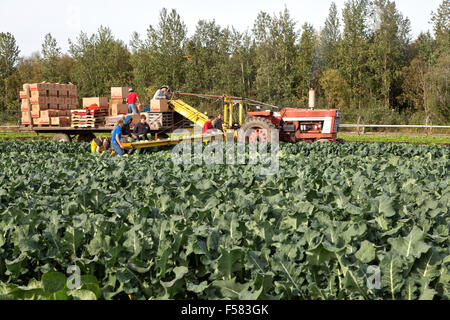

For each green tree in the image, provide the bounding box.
[145,8,188,92]
[425,52,450,124]
[339,0,372,111]
[296,23,319,105]
[253,8,298,105]
[41,33,62,82]
[369,0,411,109]
[69,26,132,99]
[0,32,20,118]
[320,2,341,70]
[0,32,20,79]
[184,19,225,93]
[319,69,351,111]
[431,0,449,58]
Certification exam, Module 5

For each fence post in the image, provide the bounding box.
[357,116,361,136]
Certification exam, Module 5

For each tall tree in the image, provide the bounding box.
[145,8,187,92]
[370,0,411,109]
[184,19,225,93]
[296,23,319,105]
[0,32,20,79]
[339,0,372,111]
[253,8,298,105]
[0,32,20,117]
[41,33,62,82]
[320,2,341,70]
[430,0,450,63]
[69,26,132,99]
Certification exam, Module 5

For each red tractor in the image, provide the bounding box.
[174,91,342,143]
[240,108,342,143]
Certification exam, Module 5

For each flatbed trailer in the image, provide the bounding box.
[23,126,115,142]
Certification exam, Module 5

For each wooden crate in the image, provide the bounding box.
[146,112,174,130]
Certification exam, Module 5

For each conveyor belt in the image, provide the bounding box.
[170,99,209,128]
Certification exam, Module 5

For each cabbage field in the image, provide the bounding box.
[0,141,448,300]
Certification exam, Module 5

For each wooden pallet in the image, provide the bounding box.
[71,124,96,128]
[71,115,106,119]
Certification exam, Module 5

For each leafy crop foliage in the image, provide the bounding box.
[0,141,448,300]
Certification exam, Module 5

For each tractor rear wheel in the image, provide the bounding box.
[238,117,277,143]
[53,133,71,142]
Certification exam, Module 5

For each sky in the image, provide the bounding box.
[0,0,443,57]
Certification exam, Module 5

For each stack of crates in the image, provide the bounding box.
[20,82,78,126]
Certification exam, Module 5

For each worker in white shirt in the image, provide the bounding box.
[153,85,170,100]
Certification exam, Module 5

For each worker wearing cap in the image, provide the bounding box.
[90,136,111,154]
[122,115,138,141]
[153,86,170,100]
[126,88,142,114]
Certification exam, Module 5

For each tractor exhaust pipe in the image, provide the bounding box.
[309,88,315,110]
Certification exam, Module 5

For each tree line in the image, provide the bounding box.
[0,0,448,124]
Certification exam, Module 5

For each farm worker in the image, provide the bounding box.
[111,119,125,156]
[126,88,143,114]
[213,114,223,131]
[134,114,151,141]
[90,136,111,153]
[153,85,170,100]
[122,115,138,141]
[203,116,215,134]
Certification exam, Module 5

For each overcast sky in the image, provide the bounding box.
[0,0,442,57]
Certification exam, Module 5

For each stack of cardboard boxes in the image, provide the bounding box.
[109,87,130,116]
[70,97,109,128]
[20,82,77,126]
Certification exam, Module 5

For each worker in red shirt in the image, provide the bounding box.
[126,88,143,114]
[203,116,215,134]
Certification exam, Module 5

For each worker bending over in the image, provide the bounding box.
[153,85,170,100]
[203,116,216,134]
[127,88,143,114]
[134,115,151,141]
[122,115,138,141]
[111,119,125,156]
[91,136,111,154]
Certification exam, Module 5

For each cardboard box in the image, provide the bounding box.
[151,99,169,112]
[31,105,41,118]
[83,97,109,108]
[21,99,31,111]
[40,109,59,118]
[50,116,70,126]
[109,98,125,105]
[111,87,131,99]
[110,103,128,116]
[22,112,31,123]
[31,90,47,98]
[31,104,49,117]
[59,89,69,98]
[30,96,47,105]
[30,83,47,91]
[36,117,50,125]
[56,97,66,105]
